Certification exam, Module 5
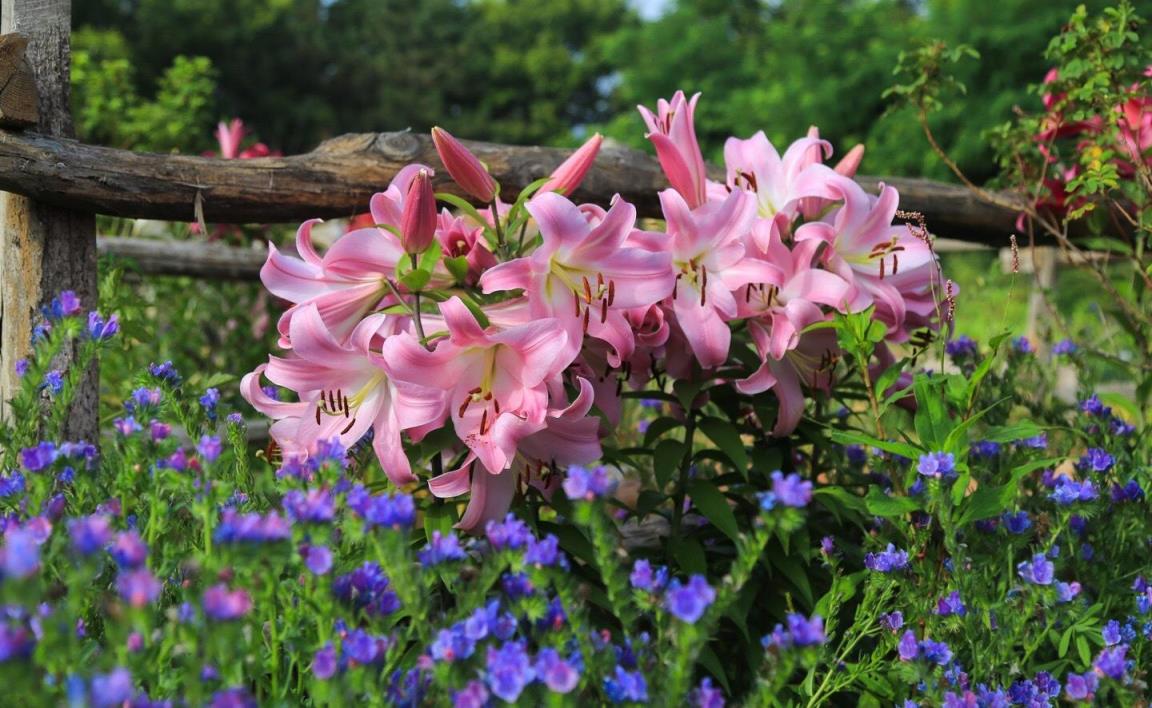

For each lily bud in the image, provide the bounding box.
[835,144,865,178]
[401,169,437,255]
[431,127,498,203]
[540,133,603,195]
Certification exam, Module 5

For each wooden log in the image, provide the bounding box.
[0,33,37,127]
[98,236,265,281]
[0,0,98,443]
[0,129,1030,246]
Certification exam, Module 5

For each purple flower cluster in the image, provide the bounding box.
[561,465,618,500]
[333,562,401,616]
[1017,553,1055,585]
[897,630,952,665]
[770,471,812,507]
[1050,478,1098,505]
[945,335,978,358]
[917,451,955,478]
[214,510,292,544]
[347,487,415,529]
[419,531,468,566]
[865,544,909,573]
[664,575,716,623]
[282,488,335,523]
[763,612,826,649]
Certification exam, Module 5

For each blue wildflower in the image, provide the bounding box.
[664,575,715,623]
[1093,645,1128,680]
[485,641,535,703]
[41,370,64,394]
[418,531,467,566]
[917,451,956,478]
[945,336,978,358]
[935,590,967,617]
[1002,511,1032,534]
[1017,553,1054,585]
[535,648,580,694]
[200,388,220,421]
[629,559,668,593]
[562,465,617,500]
[770,471,812,507]
[1050,478,1098,505]
[604,666,648,703]
[864,543,909,573]
[1076,448,1114,474]
[86,312,119,341]
[1052,339,1077,355]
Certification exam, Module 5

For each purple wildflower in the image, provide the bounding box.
[562,465,618,500]
[485,641,535,702]
[312,643,338,680]
[197,435,223,463]
[453,681,489,708]
[630,559,669,593]
[1,528,41,578]
[116,568,162,607]
[202,584,253,621]
[935,590,967,616]
[282,488,335,523]
[1093,644,1128,680]
[302,545,333,575]
[90,668,133,708]
[1064,672,1098,701]
[604,666,648,703]
[535,648,580,693]
[419,531,467,566]
[664,575,716,623]
[771,471,812,507]
[68,514,112,555]
[86,312,119,341]
[1017,553,1054,585]
[1052,339,1077,355]
[917,451,956,478]
[865,543,909,573]
[20,442,56,471]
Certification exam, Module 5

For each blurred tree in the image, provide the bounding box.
[72,28,218,152]
[74,0,632,152]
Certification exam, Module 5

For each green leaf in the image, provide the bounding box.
[771,555,813,606]
[827,428,922,459]
[653,439,684,489]
[642,417,682,447]
[423,502,457,542]
[697,646,732,695]
[1058,626,1073,658]
[398,269,431,292]
[671,537,707,575]
[699,417,749,472]
[540,521,595,566]
[913,376,950,448]
[982,422,1044,443]
[1076,635,1091,667]
[444,256,469,283]
[455,292,491,328]
[864,487,922,517]
[686,480,740,542]
[813,486,869,519]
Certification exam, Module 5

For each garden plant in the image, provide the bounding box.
[1,3,1151,706]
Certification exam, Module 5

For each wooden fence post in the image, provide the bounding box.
[0,0,98,442]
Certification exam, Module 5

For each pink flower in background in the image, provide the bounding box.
[480,192,673,365]
[211,118,276,160]
[639,91,709,209]
[436,210,497,285]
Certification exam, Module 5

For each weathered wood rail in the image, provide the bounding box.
[0,129,1027,246]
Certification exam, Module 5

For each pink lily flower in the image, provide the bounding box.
[794,176,940,341]
[436,209,497,286]
[383,297,575,476]
[258,305,446,485]
[262,165,457,344]
[480,192,673,366]
[638,91,709,209]
[428,377,602,532]
[216,119,245,160]
[723,131,840,219]
[738,215,852,361]
[540,133,603,195]
[737,304,839,436]
[632,188,764,369]
[431,126,498,203]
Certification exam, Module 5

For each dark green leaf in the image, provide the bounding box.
[687,480,740,542]
[699,417,749,472]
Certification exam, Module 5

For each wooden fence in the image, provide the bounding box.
[0,2,1041,439]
